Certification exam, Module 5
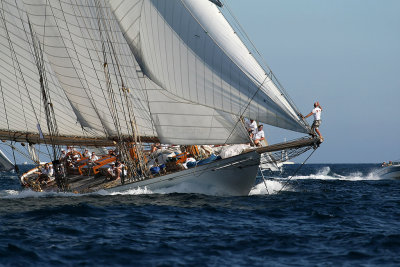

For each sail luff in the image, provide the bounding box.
[109,0,309,134]
[181,0,307,130]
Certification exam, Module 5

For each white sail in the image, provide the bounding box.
[0,0,251,145]
[20,0,155,138]
[1,0,309,147]
[142,78,249,144]
[0,1,90,138]
[110,0,309,134]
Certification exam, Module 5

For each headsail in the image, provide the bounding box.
[143,78,249,145]
[110,0,309,134]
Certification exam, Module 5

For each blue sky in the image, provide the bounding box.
[227,0,400,163]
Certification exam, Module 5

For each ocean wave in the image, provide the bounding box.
[282,166,381,181]
[0,189,81,199]
[249,179,294,195]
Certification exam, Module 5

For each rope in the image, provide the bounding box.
[94,0,148,180]
[223,75,269,145]
[277,148,317,193]
[259,166,270,195]
[0,81,19,173]
[220,0,304,120]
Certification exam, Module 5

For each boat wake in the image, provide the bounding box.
[277,166,382,181]
[107,181,248,196]
[0,189,81,199]
[249,180,293,195]
[0,166,384,199]
[1,180,290,198]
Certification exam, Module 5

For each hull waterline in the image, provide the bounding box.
[107,151,261,196]
[22,151,261,196]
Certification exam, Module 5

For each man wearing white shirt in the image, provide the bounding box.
[90,152,99,163]
[246,119,257,138]
[303,102,323,141]
[253,124,265,147]
[36,163,54,184]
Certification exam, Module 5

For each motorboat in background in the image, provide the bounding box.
[375,162,400,179]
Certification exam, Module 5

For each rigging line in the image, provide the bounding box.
[3,141,46,166]
[259,166,270,195]
[0,80,18,173]
[179,1,305,133]
[104,5,153,137]
[103,19,135,139]
[220,0,300,114]
[23,16,52,159]
[277,148,317,194]
[95,1,121,136]
[221,3,310,130]
[66,0,109,137]
[180,0,269,95]
[106,38,141,143]
[29,20,60,160]
[100,3,148,167]
[140,78,157,138]
[0,3,29,132]
[223,75,268,145]
[106,61,148,176]
[95,3,145,178]
[14,1,44,125]
[76,1,118,137]
[0,80,13,147]
[48,0,106,135]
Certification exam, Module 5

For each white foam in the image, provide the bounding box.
[285,166,382,181]
[105,187,155,196]
[99,181,223,196]
[249,179,293,195]
[1,188,81,199]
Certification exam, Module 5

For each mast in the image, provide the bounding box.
[28,20,61,162]
[96,0,149,181]
[28,19,71,190]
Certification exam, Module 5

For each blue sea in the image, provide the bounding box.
[1,164,399,266]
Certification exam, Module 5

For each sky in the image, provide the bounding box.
[226,0,400,163]
[0,0,399,165]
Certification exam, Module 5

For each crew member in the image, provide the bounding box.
[303,102,324,141]
[253,124,265,147]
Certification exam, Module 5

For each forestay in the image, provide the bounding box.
[0,0,308,146]
[110,0,309,134]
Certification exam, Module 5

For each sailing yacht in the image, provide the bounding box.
[0,0,321,195]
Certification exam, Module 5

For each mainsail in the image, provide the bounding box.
[0,0,309,147]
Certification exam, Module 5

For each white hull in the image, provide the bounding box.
[376,165,400,180]
[107,151,261,196]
